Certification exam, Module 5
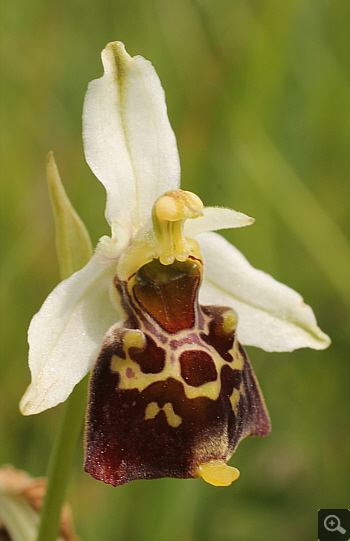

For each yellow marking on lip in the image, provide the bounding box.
[231,340,244,370]
[144,401,160,420]
[230,382,244,415]
[110,312,245,402]
[182,379,221,400]
[163,402,182,427]
[111,350,224,400]
[144,401,182,427]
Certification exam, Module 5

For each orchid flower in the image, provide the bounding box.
[20,42,330,488]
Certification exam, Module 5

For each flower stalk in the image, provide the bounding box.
[36,377,87,541]
[36,154,92,541]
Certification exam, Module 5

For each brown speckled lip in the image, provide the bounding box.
[84,257,270,487]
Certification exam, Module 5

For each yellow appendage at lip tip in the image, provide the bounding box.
[195,460,240,487]
[154,189,203,266]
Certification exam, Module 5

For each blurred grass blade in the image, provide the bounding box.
[46,152,93,280]
[235,112,350,306]
[0,495,38,541]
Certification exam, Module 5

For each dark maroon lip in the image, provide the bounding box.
[84,257,270,487]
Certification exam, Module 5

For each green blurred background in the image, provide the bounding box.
[1,0,349,540]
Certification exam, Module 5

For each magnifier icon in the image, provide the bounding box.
[324,515,346,534]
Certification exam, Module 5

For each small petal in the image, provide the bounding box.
[83,41,180,229]
[20,255,118,415]
[95,220,133,264]
[46,152,93,280]
[185,206,254,238]
[198,232,331,352]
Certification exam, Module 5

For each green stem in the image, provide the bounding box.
[36,376,88,541]
[35,152,94,540]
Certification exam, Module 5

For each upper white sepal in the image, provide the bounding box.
[83,41,180,230]
[20,255,118,415]
[198,232,331,352]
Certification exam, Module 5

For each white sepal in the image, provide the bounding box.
[83,41,180,230]
[198,232,331,352]
[185,206,254,238]
[20,255,118,415]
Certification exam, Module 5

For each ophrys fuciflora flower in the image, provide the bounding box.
[20,42,330,487]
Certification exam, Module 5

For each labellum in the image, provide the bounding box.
[85,190,271,487]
